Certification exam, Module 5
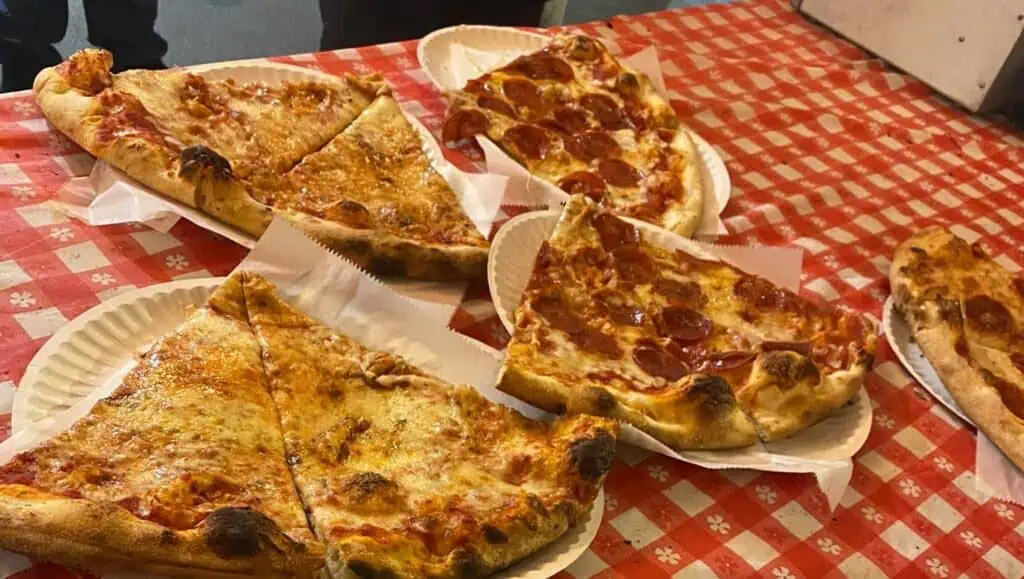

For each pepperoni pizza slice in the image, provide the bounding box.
[498,195,877,450]
[34,49,488,280]
[0,274,323,577]
[240,272,616,578]
[442,34,704,236]
[891,227,1024,470]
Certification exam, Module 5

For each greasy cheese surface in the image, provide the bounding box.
[109,68,372,176]
[0,279,315,544]
[507,195,875,440]
[250,96,487,248]
[241,274,611,577]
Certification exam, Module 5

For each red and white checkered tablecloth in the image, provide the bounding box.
[1,1,1022,577]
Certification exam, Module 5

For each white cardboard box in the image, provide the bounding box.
[797,0,1024,112]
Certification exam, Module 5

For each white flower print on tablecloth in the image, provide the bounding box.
[48,227,74,242]
[8,291,35,308]
[755,485,777,505]
[925,558,949,577]
[706,514,730,535]
[165,255,189,270]
[959,531,982,549]
[817,537,841,556]
[655,546,681,565]
[91,272,116,286]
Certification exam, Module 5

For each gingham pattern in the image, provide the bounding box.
[0,1,1022,577]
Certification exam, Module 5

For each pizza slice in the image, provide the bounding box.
[891,227,1024,470]
[0,274,323,577]
[498,195,876,449]
[33,49,488,280]
[240,272,616,578]
[243,94,489,279]
[442,33,703,236]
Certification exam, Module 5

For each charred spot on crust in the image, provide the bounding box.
[936,297,962,324]
[482,524,508,544]
[687,376,736,418]
[556,500,579,526]
[159,529,177,545]
[589,387,617,412]
[204,507,277,559]
[451,547,486,579]
[368,256,406,277]
[760,351,819,383]
[569,430,616,480]
[554,402,568,415]
[347,560,398,579]
[909,247,927,257]
[179,145,232,181]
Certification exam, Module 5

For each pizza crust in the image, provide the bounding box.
[34,63,198,207]
[914,314,1024,469]
[663,129,704,237]
[187,160,488,280]
[0,486,323,579]
[499,355,758,450]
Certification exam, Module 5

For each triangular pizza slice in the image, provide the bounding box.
[35,49,488,280]
[498,195,875,449]
[240,273,616,578]
[0,274,323,577]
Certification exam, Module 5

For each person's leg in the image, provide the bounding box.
[83,0,167,71]
[0,0,69,91]
[454,0,546,27]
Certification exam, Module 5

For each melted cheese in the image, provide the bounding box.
[242,274,611,577]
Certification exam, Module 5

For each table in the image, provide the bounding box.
[1,0,1022,577]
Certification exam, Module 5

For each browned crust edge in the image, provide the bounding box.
[0,486,324,578]
[497,358,757,450]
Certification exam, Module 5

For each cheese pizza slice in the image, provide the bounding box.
[0,274,323,577]
[34,50,488,280]
[240,272,616,579]
[498,195,876,449]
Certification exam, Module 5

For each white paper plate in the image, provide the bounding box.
[417,25,550,93]
[416,24,731,227]
[488,210,872,469]
[882,297,973,425]
[13,278,225,432]
[12,276,603,578]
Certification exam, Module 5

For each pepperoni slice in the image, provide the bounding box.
[477,95,515,118]
[552,106,590,133]
[616,72,642,97]
[653,277,703,306]
[599,159,642,187]
[964,295,1012,336]
[705,351,756,372]
[502,125,554,160]
[594,290,645,326]
[990,373,1024,420]
[558,171,606,202]
[733,276,798,312]
[657,129,675,143]
[633,345,689,381]
[761,341,812,356]
[580,93,628,130]
[442,109,489,143]
[655,306,712,342]
[593,212,641,252]
[1011,352,1024,375]
[502,78,542,111]
[511,54,574,81]
[531,292,583,334]
[611,246,656,284]
[668,341,708,368]
[565,130,620,162]
[572,328,622,358]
